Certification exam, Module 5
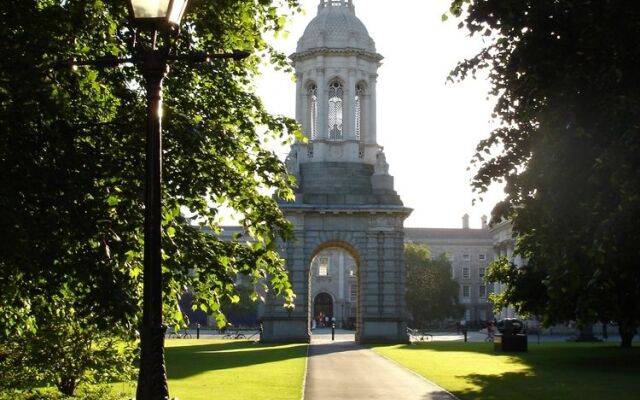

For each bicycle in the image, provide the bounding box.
[407,328,433,342]
[167,328,192,339]
[222,330,246,340]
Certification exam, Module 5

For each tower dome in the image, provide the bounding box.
[296,0,376,53]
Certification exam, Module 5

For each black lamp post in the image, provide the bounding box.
[124,1,188,399]
[54,2,249,397]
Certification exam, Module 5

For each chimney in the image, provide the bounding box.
[462,214,470,229]
[481,215,488,229]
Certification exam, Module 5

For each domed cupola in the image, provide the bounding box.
[285,0,402,207]
[296,0,376,53]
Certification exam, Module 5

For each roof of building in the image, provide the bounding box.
[404,227,493,241]
[296,0,376,53]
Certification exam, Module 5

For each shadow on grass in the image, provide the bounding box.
[375,342,640,400]
[455,365,640,400]
[165,341,307,380]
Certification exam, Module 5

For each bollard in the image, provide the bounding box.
[196,323,200,339]
[332,322,335,341]
[463,329,467,343]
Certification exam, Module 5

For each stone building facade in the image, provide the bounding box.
[405,215,496,325]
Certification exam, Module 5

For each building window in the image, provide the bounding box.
[463,254,470,261]
[354,84,364,141]
[308,84,318,139]
[463,285,470,298]
[328,81,344,140]
[479,267,485,278]
[479,254,486,261]
[479,285,486,298]
[318,257,329,276]
[350,284,357,302]
[463,267,470,279]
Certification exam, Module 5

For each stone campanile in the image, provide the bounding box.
[261,0,412,343]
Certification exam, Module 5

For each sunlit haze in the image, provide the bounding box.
[256,0,504,229]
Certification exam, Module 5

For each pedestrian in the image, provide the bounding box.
[487,321,496,340]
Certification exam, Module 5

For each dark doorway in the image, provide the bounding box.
[313,292,333,327]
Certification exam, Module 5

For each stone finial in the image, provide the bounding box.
[462,214,470,229]
[481,215,488,229]
[285,149,300,178]
[318,0,355,13]
[374,148,389,175]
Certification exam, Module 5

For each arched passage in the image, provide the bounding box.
[313,292,333,327]
[308,241,361,337]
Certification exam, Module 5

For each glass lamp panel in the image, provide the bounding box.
[131,0,171,19]
[168,0,188,24]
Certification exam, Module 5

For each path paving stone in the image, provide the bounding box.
[304,335,457,400]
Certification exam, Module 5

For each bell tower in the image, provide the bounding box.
[261,0,411,343]
[290,0,389,174]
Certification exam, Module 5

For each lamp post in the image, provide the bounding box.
[54,2,249,397]
[125,1,188,399]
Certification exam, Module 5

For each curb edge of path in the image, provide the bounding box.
[368,346,460,400]
[301,343,310,400]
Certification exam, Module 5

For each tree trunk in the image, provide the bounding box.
[58,375,77,396]
[618,320,636,349]
[575,324,600,342]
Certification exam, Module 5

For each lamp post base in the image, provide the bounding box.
[136,325,169,400]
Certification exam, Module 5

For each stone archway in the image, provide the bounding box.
[308,243,361,335]
[260,214,410,344]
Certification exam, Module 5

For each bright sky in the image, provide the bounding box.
[256,0,504,229]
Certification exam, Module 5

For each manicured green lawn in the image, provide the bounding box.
[372,342,640,400]
[117,339,308,400]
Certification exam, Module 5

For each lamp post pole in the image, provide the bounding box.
[137,49,170,400]
[55,3,250,398]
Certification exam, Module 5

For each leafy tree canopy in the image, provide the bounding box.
[448,0,640,347]
[0,0,301,393]
[405,243,464,327]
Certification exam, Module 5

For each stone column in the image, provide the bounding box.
[317,66,328,140]
[362,87,371,144]
[260,225,310,343]
[338,250,345,300]
[295,72,303,128]
[369,73,378,144]
[345,67,356,140]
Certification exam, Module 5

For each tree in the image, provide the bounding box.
[448,0,640,347]
[405,243,464,327]
[0,0,301,394]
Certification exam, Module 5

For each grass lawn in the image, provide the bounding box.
[371,341,640,400]
[116,339,307,400]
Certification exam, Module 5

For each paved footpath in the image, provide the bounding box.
[304,336,457,400]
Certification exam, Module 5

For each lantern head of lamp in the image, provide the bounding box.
[126,0,188,30]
